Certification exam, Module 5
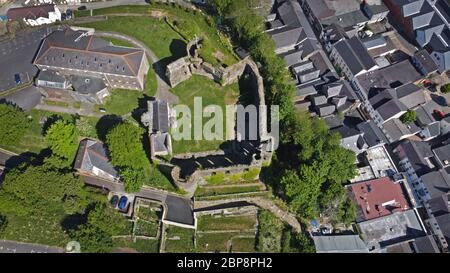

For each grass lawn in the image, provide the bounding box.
[145,66,157,97]
[113,237,160,253]
[170,75,239,154]
[197,214,257,231]
[106,37,135,48]
[231,237,256,253]
[195,184,263,197]
[90,5,238,66]
[0,109,78,154]
[97,89,143,116]
[205,168,261,185]
[77,16,186,61]
[196,231,256,253]
[43,99,70,108]
[164,225,195,253]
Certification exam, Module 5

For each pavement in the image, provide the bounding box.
[0,27,52,93]
[0,85,42,111]
[0,240,64,253]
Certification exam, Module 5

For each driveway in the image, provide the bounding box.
[0,85,42,111]
[0,240,64,253]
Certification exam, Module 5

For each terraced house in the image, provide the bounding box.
[33,27,150,91]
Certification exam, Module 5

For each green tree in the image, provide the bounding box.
[257,210,284,252]
[441,83,450,94]
[106,122,148,169]
[1,162,87,214]
[106,122,150,192]
[0,214,7,235]
[120,167,145,193]
[45,119,79,163]
[400,110,417,124]
[0,104,30,147]
[73,202,130,253]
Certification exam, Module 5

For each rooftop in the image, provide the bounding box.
[348,177,410,222]
[358,209,425,248]
[313,235,369,253]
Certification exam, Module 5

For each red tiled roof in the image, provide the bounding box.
[348,177,410,221]
[7,4,55,21]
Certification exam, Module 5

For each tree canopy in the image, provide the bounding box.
[106,122,149,192]
[45,119,79,164]
[1,162,87,215]
[72,202,130,253]
[0,104,30,147]
[400,110,417,124]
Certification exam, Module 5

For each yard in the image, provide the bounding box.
[87,4,238,67]
[197,214,257,231]
[134,219,159,238]
[113,237,160,253]
[205,168,261,185]
[164,225,196,253]
[196,231,256,253]
[194,184,264,198]
[170,75,240,154]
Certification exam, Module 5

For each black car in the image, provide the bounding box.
[77,5,87,11]
[110,195,119,207]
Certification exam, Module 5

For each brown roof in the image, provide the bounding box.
[7,4,55,20]
[348,177,410,222]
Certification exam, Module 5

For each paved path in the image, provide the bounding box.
[94,30,179,104]
[35,103,104,118]
[0,240,64,253]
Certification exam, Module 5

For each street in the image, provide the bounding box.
[0,240,65,253]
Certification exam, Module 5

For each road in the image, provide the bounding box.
[0,240,64,253]
[82,174,195,226]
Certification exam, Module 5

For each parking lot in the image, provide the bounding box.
[0,27,53,94]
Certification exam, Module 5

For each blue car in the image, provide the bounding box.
[14,74,21,85]
[118,196,128,211]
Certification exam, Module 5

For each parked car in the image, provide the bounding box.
[14,74,21,85]
[118,196,128,211]
[77,5,87,11]
[434,109,446,119]
[110,195,119,207]
[66,9,73,18]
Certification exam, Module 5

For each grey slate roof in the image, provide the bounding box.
[396,140,433,176]
[313,235,369,253]
[148,100,169,133]
[36,69,66,83]
[433,144,450,167]
[383,118,421,143]
[334,36,377,75]
[69,75,106,95]
[317,103,336,117]
[355,60,422,99]
[34,28,146,77]
[413,235,440,253]
[421,169,450,199]
[73,138,118,178]
[414,49,439,74]
[435,213,450,247]
[357,120,388,147]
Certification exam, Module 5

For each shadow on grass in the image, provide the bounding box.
[95,114,124,142]
[153,39,187,86]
